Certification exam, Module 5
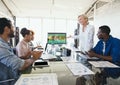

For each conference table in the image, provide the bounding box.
[16,53,120,85]
[31,61,77,85]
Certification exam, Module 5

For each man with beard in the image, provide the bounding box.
[87,25,120,85]
[0,18,42,84]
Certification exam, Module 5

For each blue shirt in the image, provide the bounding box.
[92,35,120,78]
[0,38,25,72]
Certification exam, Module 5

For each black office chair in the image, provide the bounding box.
[12,47,17,55]
[0,62,19,85]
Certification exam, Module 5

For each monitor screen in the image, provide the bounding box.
[47,32,66,44]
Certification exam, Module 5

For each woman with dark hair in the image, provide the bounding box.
[16,28,33,59]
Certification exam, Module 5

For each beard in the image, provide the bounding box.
[98,36,104,40]
[9,30,15,38]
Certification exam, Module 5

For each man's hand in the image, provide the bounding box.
[87,50,97,57]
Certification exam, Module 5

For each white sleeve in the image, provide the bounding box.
[84,26,95,52]
[72,28,80,39]
[72,35,80,39]
[16,42,25,57]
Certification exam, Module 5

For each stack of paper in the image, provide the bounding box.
[15,73,58,85]
[89,61,120,68]
[61,57,79,63]
[66,63,94,76]
[41,54,57,60]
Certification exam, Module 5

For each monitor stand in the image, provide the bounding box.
[44,43,48,52]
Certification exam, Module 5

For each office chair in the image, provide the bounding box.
[0,62,19,85]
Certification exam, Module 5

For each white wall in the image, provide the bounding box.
[16,17,77,47]
[0,1,12,18]
[2,0,120,48]
[94,0,120,45]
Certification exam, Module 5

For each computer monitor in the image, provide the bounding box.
[47,32,66,45]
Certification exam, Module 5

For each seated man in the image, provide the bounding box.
[0,18,43,84]
[87,25,120,84]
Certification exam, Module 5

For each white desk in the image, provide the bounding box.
[31,61,77,85]
[17,53,120,85]
[30,53,94,85]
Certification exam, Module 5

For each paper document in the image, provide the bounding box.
[78,53,99,60]
[15,73,58,85]
[41,54,57,60]
[61,57,79,63]
[66,63,94,76]
[89,61,120,68]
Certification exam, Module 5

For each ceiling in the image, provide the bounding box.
[2,0,112,19]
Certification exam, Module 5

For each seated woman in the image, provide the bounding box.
[16,28,34,59]
[29,30,42,51]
